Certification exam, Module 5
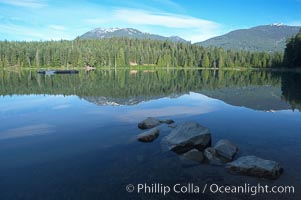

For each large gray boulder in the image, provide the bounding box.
[214,139,238,160]
[181,149,204,163]
[137,128,160,142]
[226,156,283,179]
[163,122,211,153]
[138,117,161,129]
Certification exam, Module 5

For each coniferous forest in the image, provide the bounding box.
[283,29,301,67]
[0,38,284,68]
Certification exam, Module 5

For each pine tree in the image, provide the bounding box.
[201,53,210,68]
[283,29,301,67]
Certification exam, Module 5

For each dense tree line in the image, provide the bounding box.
[283,29,301,67]
[0,38,283,68]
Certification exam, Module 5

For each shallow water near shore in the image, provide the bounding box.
[0,69,300,200]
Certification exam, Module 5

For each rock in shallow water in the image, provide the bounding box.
[226,156,283,179]
[137,128,160,142]
[138,117,161,129]
[168,124,177,128]
[214,139,238,160]
[160,119,175,124]
[204,147,228,165]
[138,117,174,129]
[163,121,211,154]
[181,149,204,163]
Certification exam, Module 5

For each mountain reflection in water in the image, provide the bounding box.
[0,69,300,111]
[0,69,301,200]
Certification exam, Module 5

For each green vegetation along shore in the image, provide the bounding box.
[0,38,284,69]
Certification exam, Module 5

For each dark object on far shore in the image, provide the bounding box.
[37,70,79,74]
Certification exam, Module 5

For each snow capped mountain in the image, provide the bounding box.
[82,94,182,107]
[271,23,284,27]
[78,27,188,43]
[91,27,122,34]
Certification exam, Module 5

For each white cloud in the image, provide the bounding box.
[0,24,45,39]
[0,3,223,42]
[0,124,55,140]
[0,0,47,8]
[152,0,182,11]
[49,24,66,31]
[113,8,222,42]
[0,24,72,41]
[52,104,71,110]
[114,9,219,29]
[117,105,216,123]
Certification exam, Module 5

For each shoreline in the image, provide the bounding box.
[1,66,301,72]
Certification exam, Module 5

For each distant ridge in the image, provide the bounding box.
[78,27,188,43]
[197,24,301,52]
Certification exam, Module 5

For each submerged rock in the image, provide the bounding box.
[163,121,211,154]
[138,117,161,129]
[226,156,283,179]
[204,147,228,165]
[181,149,204,163]
[137,128,160,142]
[214,139,238,160]
[138,117,174,129]
[160,119,175,124]
[168,124,177,128]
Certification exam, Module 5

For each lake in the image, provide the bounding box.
[0,69,300,200]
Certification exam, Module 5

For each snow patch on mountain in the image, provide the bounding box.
[91,27,122,34]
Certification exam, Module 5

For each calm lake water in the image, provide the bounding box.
[0,69,301,200]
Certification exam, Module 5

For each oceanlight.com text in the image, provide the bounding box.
[126,183,295,196]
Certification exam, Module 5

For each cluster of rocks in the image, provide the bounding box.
[136,118,283,180]
[162,121,239,166]
[137,117,174,130]
[136,117,174,142]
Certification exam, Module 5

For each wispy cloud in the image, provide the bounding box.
[52,104,71,110]
[152,0,183,11]
[113,8,222,42]
[0,23,73,40]
[117,105,216,123]
[0,0,47,8]
[0,124,55,140]
[49,24,66,31]
[0,2,222,42]
[0,24,45,39]
[114,9,219,29]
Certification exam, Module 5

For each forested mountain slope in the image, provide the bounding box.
[198,24,300,52]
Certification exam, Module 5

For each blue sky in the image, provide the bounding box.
[0,0,300,42]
